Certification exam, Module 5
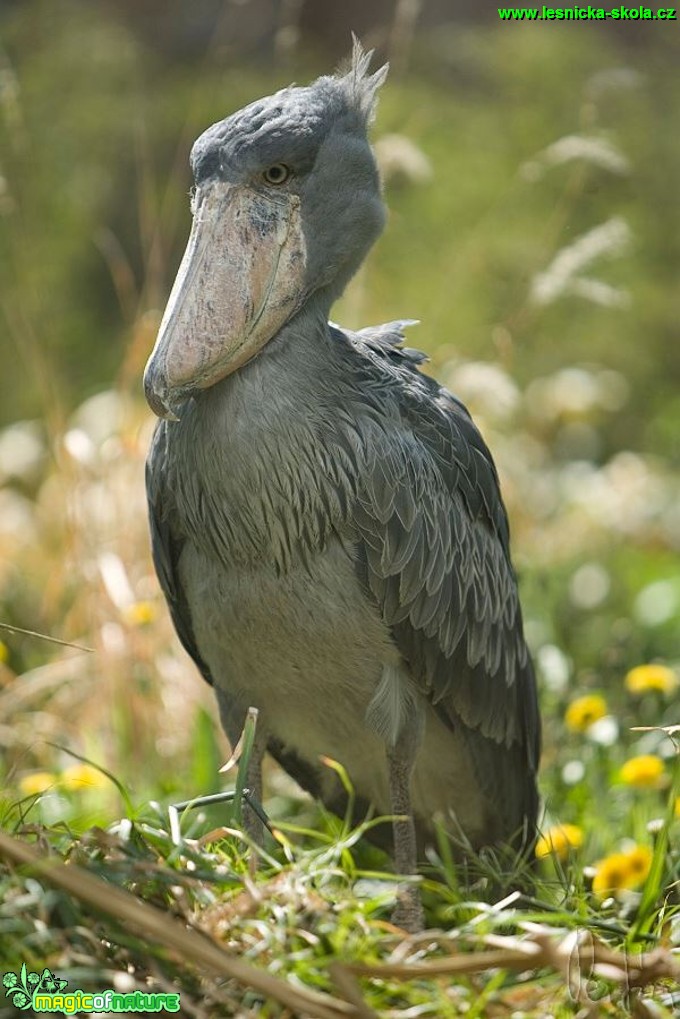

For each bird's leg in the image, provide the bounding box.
[388,719,425,933]
[214,690,269,847]
[242,729,267,846]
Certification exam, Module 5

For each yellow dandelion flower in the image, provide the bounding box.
[0,640,9,664]
[564,694,607,732]
[536,823,584,860]
[592,852,631,897]
[61,763,108,791]
[19,771,57,796]
[123,600,157,627]
[624,845,653,884]
[619,755,665,789]
[625,664,678,696]
[592,845,652,898]
[674,796,680,819]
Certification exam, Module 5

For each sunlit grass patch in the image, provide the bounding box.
[1,793,678,1017]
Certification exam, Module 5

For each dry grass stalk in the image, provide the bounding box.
[341,924,679,1000]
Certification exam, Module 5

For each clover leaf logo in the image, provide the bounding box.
[3,964,67,1009]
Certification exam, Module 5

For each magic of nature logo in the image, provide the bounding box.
[2,965,180,1013]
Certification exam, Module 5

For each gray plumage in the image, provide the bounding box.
[144,42,540,919]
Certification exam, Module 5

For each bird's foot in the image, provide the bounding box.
[391,885,425,933]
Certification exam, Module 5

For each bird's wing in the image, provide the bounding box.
[146,422,214,686]
[343,325,540,831]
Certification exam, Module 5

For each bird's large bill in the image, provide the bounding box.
[144,181,306,419]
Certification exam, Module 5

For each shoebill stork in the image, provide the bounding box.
[144,41,540,930]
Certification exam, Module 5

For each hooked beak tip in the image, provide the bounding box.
[144,364,181,422]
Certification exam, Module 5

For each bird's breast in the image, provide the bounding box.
[178,534,401,708]
[178,532,489,839]
[178,532,405,804]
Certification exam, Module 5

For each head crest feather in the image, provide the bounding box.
[336,34,389,124]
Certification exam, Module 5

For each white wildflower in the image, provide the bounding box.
[446,361,520,421]
[522,134,629,181]
[374,134,433,185]
[531,217,631,306]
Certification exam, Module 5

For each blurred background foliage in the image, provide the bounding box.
[0,0,678,866]
[2,1,680,447]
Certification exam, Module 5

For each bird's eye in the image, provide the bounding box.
[263,163,291,185]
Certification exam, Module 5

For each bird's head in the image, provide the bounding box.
[144,40,388,419]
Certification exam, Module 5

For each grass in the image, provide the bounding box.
[0,773,678,1016]
[0,3,679,1015]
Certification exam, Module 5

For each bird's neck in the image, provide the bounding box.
[207,295,343,418]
